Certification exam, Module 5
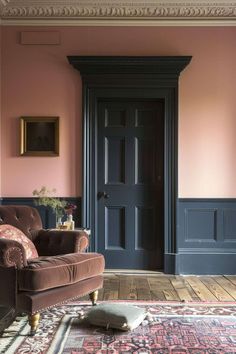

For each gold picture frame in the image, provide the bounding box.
[20,116,59,156]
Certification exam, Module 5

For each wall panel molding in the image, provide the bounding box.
[223,208,236,241]
[0,0,235,26]
[2,197,236,274]
[176,198,236,274]
[185,208,217,242]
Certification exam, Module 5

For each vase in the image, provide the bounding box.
[56,217,62,229]
[67,214,75,230]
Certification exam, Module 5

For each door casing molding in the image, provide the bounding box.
[68,56,191,273]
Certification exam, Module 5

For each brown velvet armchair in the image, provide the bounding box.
[0,205,105,335]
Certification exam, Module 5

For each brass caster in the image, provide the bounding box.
[28,313,40,336]
[89,290,98,306]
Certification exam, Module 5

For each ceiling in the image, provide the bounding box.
[0,0,235,26]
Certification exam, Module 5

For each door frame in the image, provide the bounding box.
[68,56,192,273]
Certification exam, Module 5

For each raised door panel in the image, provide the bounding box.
[105,206,126,250]
[105,137,125,185]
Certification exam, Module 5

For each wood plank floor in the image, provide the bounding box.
[95,273,236,302]
[0,273,235,333]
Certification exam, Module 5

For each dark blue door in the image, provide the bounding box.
[97,100,164,269]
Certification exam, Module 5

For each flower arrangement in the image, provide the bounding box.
[32,186,67,219]
[64,203,77,215]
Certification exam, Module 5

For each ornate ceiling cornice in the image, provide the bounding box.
[0,0,10,6]
[0,1,236,26]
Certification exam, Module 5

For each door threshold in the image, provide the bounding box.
[104,269,163,275]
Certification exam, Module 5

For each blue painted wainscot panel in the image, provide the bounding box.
[177,199,236,275]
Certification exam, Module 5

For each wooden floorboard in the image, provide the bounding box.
[0,273,235,334]
[170,277,193,302]
[135,277,152,300]
[119,275,137,300]
[225,275,236,286]
[98,273,236,302]
[214,276,236,300]
[199,276,235,301]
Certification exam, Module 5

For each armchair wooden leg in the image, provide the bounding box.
[89,290,98,306]
[28,313,40,336]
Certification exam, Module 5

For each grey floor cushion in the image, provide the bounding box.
[85,302,147,331]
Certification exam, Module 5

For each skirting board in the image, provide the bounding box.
[165,252,236,275]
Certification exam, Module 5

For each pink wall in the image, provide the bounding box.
[1,26,236,197]
[0,27,1,197]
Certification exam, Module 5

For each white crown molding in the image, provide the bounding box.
[0,1,236,26]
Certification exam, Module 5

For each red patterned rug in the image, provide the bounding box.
[1,301,236,354]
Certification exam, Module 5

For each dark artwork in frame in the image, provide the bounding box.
[20,116,59,156]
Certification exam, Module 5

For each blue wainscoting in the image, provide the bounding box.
[1,197,236,274]
[177,199,236,274]
[0,197,81,229]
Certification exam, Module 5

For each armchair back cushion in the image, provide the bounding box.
[0,205,42,239]
[0,224,39,259]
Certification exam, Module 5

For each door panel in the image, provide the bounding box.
[135,206,154,250]
[105,137,125,184]
[105,206,125,250]
[97,100,164,269]
[135,138,155,184]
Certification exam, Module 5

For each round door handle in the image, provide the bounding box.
[98,191,110,199]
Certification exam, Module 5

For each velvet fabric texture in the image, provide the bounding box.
[18,253,105,291]
[0,206,89,255]
[0,205,105,321]
[0,266,18,306]
[17,275,103,314]
[0,205,42,239]
[33,229,89,256]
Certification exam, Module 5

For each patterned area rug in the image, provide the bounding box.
[1,301,236,354]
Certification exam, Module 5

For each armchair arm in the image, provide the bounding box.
[33,229,89,256]
[0,266,17,307]
[0,238,27,268]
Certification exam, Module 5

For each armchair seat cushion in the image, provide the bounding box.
[18,252,105,292]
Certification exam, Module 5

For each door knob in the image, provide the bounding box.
[98,191,110,199]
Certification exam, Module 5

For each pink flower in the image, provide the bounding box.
[64,203,77,215]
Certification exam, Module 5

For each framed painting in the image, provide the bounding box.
[20,116,59,156]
